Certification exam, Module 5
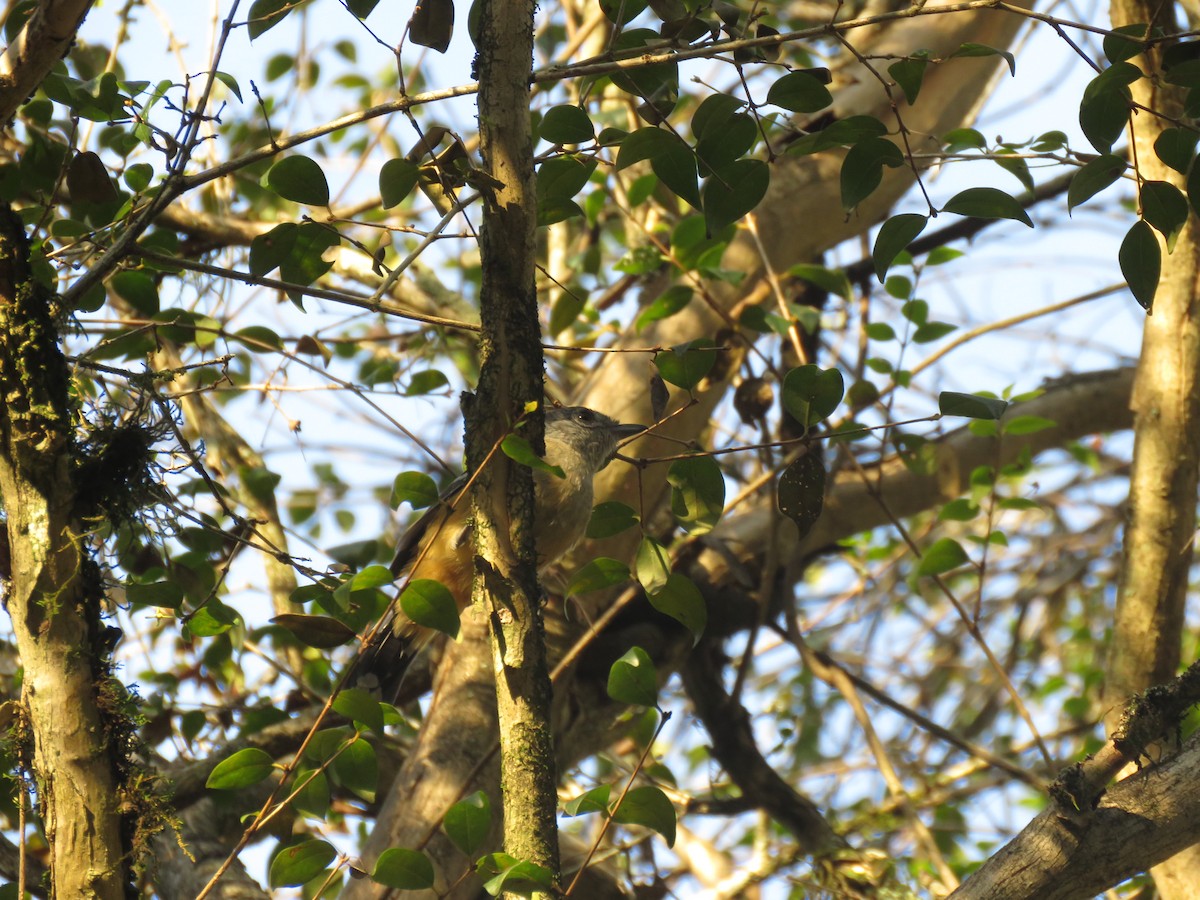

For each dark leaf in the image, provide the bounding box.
[1119,219,1160,311]
[607,646,658,706]
[373,848,435,890]
[400,578,461,638]
[268,839,336,888]
[271,613,357,649]
[941,187,1033,226]
[777,452,825,539]
[612,786,677,847]
[938,392,1009,419]
[1067,154,1127,212]
[872,214,927,281]
[444,791,492,856]
[409,0,455,52]
[265,155,330,206]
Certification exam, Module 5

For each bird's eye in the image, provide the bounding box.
[574,409,594,423]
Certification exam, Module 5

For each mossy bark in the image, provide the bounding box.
[0,205,129,898]
[470,0,561,891]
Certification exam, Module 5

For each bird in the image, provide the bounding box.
[355,405,645,699]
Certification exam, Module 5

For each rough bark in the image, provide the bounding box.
[951,729,1200,899]
[346,5,1046,891]
[0,0,96,124]
[0,206,128,895]
[1101,1,1200,895]
[471,0,560,890]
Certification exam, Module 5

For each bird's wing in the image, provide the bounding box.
[389,470,470,577]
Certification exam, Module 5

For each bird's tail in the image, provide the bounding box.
[347,614,424,703]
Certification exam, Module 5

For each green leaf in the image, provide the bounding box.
[938,391,1009,419]
[615,127,699,208]
[537,155,598,225]
[1188,159,1200,221]
[392,471,439,510]
[612,785,677,847]
[270,613,356,649]
[943,127,987,151]
[241,465,281,503]
[788,115,887,155]
[841,137,905,210]
[126,580,184,609]
[1164,58,1200,88]
[249,222,297,277]
[206,748,274,790]
[333,687,385,733]
[635,536,671,594]
[916,538,970,577]
[667,456,725,535]
[912,321,956,343]
[1141,180,1189,250]
[540,105,595,144]
[777,453,825,540]
[373,848,435,890]
[648,574,707,641]
[586,501,640,539]
[333,736,377,801]
[404,368,449,396]
[291,767,329,819]
[109,270,159,315]
[788,263,851,300]
[1120,219,1160,311]
[872,214,927,281]
[766,70,833,112]
[564,784,612,816]
[477,854,556,896]
[380,158,419,208]
[351,565,395,590]
[1079,75,1133,153]
[636,285,693,332]
[781,365,844,427]
[598,0,649,26]
[408,0,453,50]
[941,187,1033,227]
[443,791,492,856]
[1002,415,1056,436]
[269,839,336,888]
[234,325,284,351]
[1104,23,1150,63]
[501,434,565,478]
[213,71,243,101]
[950,42,1016,76]
[938,498,979,522]
[567,558,631,595]
[1154,128,1198,175]
[607,646,658,706]
[400,578,461,638]
[889,55,929,105]
[1067,154,1126,212]
[653,340,717,390]
[703,158,769,232]
[266,155,330,206]
[248,0,299,40]
[993,151,1034,193]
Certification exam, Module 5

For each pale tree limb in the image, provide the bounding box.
[0,0,95,124]
[344,6,1047,895]
[470,0,560,887]
[1102,0,1200,895]
[953,660,1200,900]
[0,206,129,896]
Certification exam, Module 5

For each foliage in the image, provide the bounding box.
[0,0,1192,897]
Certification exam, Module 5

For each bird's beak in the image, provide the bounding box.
[611,423,647,442]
